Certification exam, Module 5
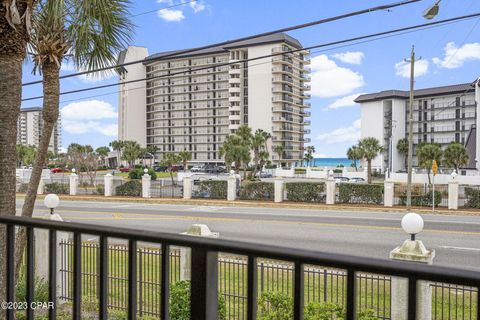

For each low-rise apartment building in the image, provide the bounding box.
[355,79,480,173]
[117,33,311,165]
[17,107,62,154]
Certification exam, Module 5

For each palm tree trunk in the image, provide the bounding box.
[367,160,372,184]
[0,54,24,308]
[15,62,60,280]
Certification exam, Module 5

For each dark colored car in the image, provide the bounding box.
[153,165,168,172]
[119,167,130,173]
[50,168,63,173]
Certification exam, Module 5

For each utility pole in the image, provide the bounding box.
[406,46,421,210]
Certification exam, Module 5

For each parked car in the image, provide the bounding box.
[153,165,167,172]
[50,168,63,173]
[190,165,204,173]
[255,171,273,178]
[334,177,350,183]
[349,177,366,183]
[119,167,130,173]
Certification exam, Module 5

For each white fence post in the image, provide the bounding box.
[142,173,151,198]
[274,179,284,203]
[227,174,237,201]
[183,176,192,200]
[37,177,44,195]
[69,174,78,196]
[448,172,459,210]
[384,181,394,207]
[326,171,336,205]
[104,174,113,197]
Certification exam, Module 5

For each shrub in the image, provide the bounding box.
[333,169,343,174]
[338,184,383,204]
[170,281,225,320]
[304,302,344,319]
[294,168,306,174]
[17,183,29,193]
[195,180,228,199]
[240,182,274,201]
[96,184,105,195]
[258,291,292,320]
[45,182,69,194]
[128,167,157,180]
[464,187,480,208]
[399,189,442,207]
[285,182,325,202]
[115,180,142,197]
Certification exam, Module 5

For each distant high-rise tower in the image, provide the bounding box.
[17,107,62,154]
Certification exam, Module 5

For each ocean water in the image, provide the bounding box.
[311,158,352,167]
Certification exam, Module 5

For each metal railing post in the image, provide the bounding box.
[190,247,218,320]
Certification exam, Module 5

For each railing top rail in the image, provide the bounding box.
[1,215,479,286]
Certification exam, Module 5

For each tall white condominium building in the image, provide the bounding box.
[117,33,311,165]
[355,79,480,173]
[17,107,62,154]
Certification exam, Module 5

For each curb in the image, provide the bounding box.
[16,193,480,216]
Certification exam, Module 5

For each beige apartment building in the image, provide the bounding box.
[17,107,62,154]
[117,33,311,165]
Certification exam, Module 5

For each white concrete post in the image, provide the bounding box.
[37,177,44,195]
[448,171,459,210]
[227,174,237,201]
[142,173,151,198]
[384,181,394,207]
[274,179,284,203]
[35,213,70,301]
[390,214,435,320]
[326,170,336,205]
[69,174,78,196]
[183,176,192,200]
[179,224,219,281]
[104,174,113,197]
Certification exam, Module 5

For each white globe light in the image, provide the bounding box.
[328,170,334,175]
[44,194,60,209]
[72,168,76,173]
[144,168,148,174]
[451,170,457,178]
[230,170,235,175]
[401,213,424,235]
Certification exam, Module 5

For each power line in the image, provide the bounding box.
[130,0,198,18]
[22,12,480,102]
[22,0,422,86]
[55,19,470,106]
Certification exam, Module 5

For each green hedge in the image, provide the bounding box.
[170,281,226,320]
[96,184,105,195]
[399,190,443,207]
[464,187,480,208]
[45,182,69,195]
[285,182,325,202]
[294,168,306,174]
[128,167,157,180]
[338,184,383,205]
[240,182,274,201]
[115,180,142,197]
[195,180,228,199]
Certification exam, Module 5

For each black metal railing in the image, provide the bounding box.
[1,215,479,320]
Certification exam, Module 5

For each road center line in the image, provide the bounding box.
[439,246,480,252]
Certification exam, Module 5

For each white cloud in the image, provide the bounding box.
[190,0,205,13]
[316,119,361,145]
[433,42,480,69]
[394,59,429,78]
[310,55,365,98]
[61,61,116,83]
[158,8,185,22]
[326,93,365,110]
[332,51,364,65]
[61,100,117,121]
[61,100,118,137]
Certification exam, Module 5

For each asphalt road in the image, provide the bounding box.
[16,200,480,271]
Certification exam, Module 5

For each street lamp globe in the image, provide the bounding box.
[44,193,60,215]
[451,170,457,179]
[423,0,441,19]
[401,212,424,240]
[144,168,148,174]
[72,168,76,174]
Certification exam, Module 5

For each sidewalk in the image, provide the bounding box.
[16,193,480,216]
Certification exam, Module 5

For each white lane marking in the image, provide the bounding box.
[188,206,224,212]
[439,246,480,252]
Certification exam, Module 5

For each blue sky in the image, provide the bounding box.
[20,0,480,157]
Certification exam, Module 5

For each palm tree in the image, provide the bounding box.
[396,138,409,170]
[220,134,250,175]
[161,153,181,197]
[416,143,443,184]
[347,145,362,172]
[273,145,284,166]
[443,143,469,173]
[234,125,253,178]
[146,145,158,167]
[122,141,142,167]
[358,137,384,184]
[251,129,270,177]
[95,146,110,167]
[110,140,125,168]
[304,146,315,167]
[178,150,192,172]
